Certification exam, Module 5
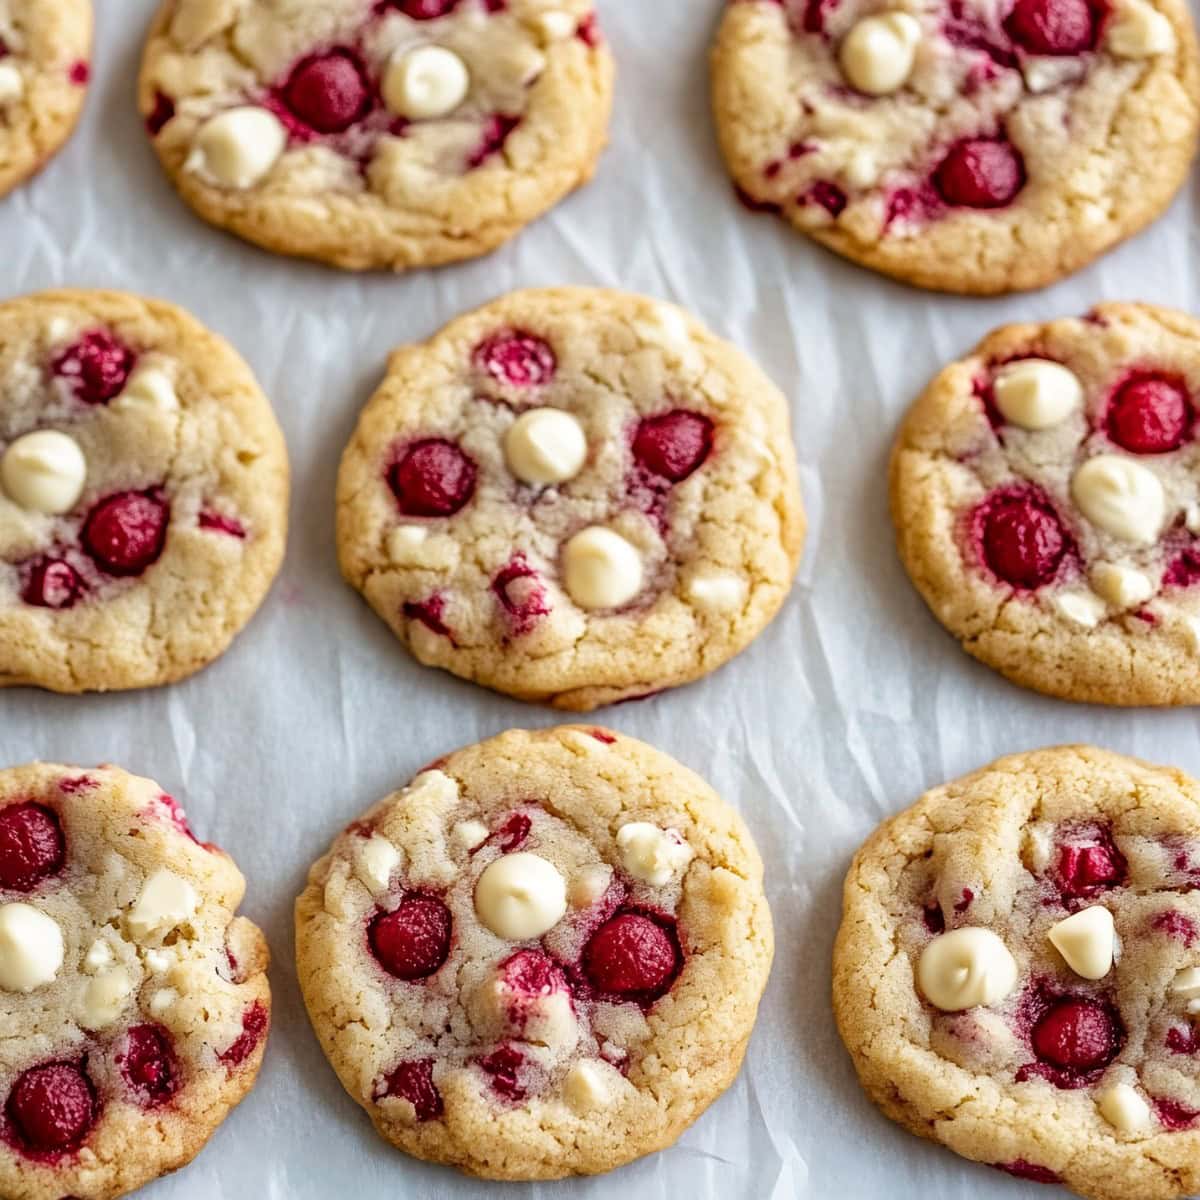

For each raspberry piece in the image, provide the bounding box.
[369,895,452,980]
[1006,0,1098,53]
[51,331,135,405]
[582,912,682,1003]
[0,802,65,892]
[1031,998,1121,1073]
[119,1026,179,1106]
[1106,375,1194,454]
[934,139,1025,208]
[974,488,1068,589]
[388,440,476,517]
[281,50,371,134]
[21,559,82,610]
[81,492,169,576]
[474,331,556,388]
[632,411,714,483]
[378,1059,442,1120]
[6,1063,95,1153]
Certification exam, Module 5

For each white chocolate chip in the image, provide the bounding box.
[569,863,613,908]
[1020,55,1086,93]
[845,147,882,188]
[564,1060,612,1113]
[451,820,490,853]
[83,938,113,972]
[917,928,1018,1012]
[1,430,87,515]
[1047,906,1114,979]
[115,360,178,413]
[474,853,567,940]
[1090,563,1154,610]
[0,62,24,105]
[1055,591,1107,629]
[408,769,460,804]
[149,987,179,1017]
[79,968,133,1030]
[143,947,173,974]
[388,525,428,565]
[1172,967,1200,998]
[383,46,470,120]
[562,527,644,610]
[187,106,286,189]
[0,903,64,993]
[992,360,1083,430]
[1072,456,1165,545]
[504,409,588,486]
[1097,1082,1152,1133]
[684,571,748,613]
[838,13,921,96]
[357,834,400,896]
[1184,616,1200,654]
[615,823,693,887]
[127,868,198,943]
[1107,0,1176,56]
[535,10,576,40]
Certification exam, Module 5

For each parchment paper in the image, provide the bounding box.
[3,2,1199,1196]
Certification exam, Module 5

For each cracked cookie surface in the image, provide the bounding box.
[712,0,1200,294]
[0,289,289,694]
[294,725,773,1180]
[0,0,92,199]
[834,746,1200,1200]
[0,762,271,1200]
[891,302,1200,705]
[137,0,613,271]
[335,287,805,711]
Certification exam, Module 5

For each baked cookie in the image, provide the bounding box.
[711,0,1200,294]
[0,762,271,1200]
[336,287,805,710]
[0,289,289,693]
[0,0,93,199]
[831,745,1200,1200]
[889,302,1200,706]
[137,0,613,271]
[295,725,773,1180]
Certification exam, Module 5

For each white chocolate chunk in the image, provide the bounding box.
[83,938,113,972]
[1107,0,1176,56]
[1090,562,1154,609]
[451,820,490,853]
[1171,966,1200,998]
[0,903,63,993]
[1072,456,1165,545]
[143,947,174,974]
[1021,55,1085,93]
[1098,1082,1152,1133]
[474,853,566,940]
[1055,591,1106,629]
[564,1060,612,1113]
[504,409,588,486]
[1186,503,1200,536]
[468,963,578,1052]
[0,62,24,105]
[535,11,576,40]
[563,527,644,610]
[79,968,133,1030]
[992,360,1083,430]
[569,863,613,908]
[1047,906,1114,979]
[1,430,87,515]
[685,572,748,613]
[615,823,693,887]
[383,46,470,120]
[149,987,179,1017]
[115,360,178,413]
[408,770,460,805]
[839,12,921,95]
[127,868,198,942]
[917,928,1018,1012]
[388,525,428,565]
[357,834,400,896]
[187,106,286,189]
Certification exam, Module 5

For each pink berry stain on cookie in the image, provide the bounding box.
[492,557,550,633]
[118,1026,180,1106]
[199,510,247,538]
[971,486,1070,590]
[81,492,170,577]
[388,440,477,517]
[5,1062,96,1158]
[0,801,65,892]
[219,1001,270,1069]
[51,331,136,405]
[369,894,453,980]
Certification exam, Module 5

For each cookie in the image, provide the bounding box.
[711,0,1200,294]
[830,745,1200,1200]
[0,0,92,199]
[137,0,613,271]
[294,725,773,1180]
[335,287,805,710]
[0,289,289,693]
[0,762,271,1200]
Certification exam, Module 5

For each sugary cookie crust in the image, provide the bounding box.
[0,289,289,694]
[890,302,1200,706]
[833,746,1200,1200]
[335,287,805,711]
[0,0,92,199]
[0,763,271,1200]
[295,726,774,1180]
[712,0,1200,294]
[137,0,614,271]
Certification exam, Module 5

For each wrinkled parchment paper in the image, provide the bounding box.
[3,2,1200,1196]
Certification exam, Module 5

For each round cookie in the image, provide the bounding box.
[335,287,805,710]
[832,745,1200,1200]
[0,0,93,199]
[137,0,613,271]
[712,0,1200,294]
[294,725,773,1180]
[0,289,289,693]
[0,762,271,1200]
[889,302,1200,706]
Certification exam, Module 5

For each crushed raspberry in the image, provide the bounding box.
[394,0,462,15]
[1055,832,1126,900]
[0,802,65,892]
[467,114,520,169]
[6,1063,95,1154]
[582,911,683,1004]
[993,1161,1062,1184]
[52,331,135,405]
[145,92,175,135]
[1166,1025,1199,1054]
[199,511,246,538]
[494,813,531,854]
[152,794,202,846]
[474,331,557,388]
[492,558,550,634]
[1030,997,1122,1076]
[478,1044,526,1100]
[1155,1098,1200,1130]
[589,729,616,744]
[884,184,940,230]
[403,595,453,639]
[954,888,975,912]
[805,181,846,217]
[388,440,476,517]
[1152,909,1199,945]
[119,1026,179,1106]
[281,50,371,135]
[378,1059,442,1120]
[972,487,1069,590]
[58,777,94,795]
[81,491,169,577]
[1005,0,1097,53]
[800,0,839,34]
[21,559,82,610]
[219,1001,269,1068]
[943,3,1020,68]
[577,13,601,45]
[69,62,89,86]
[632,410,714,483]
[500,949,565,996]
[933,139,1025,208]
[1106,374,1194,454]
[1164,546,1200,590]
[369,895,452,981]
[922,900,946,934]
[736,185,782,215]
